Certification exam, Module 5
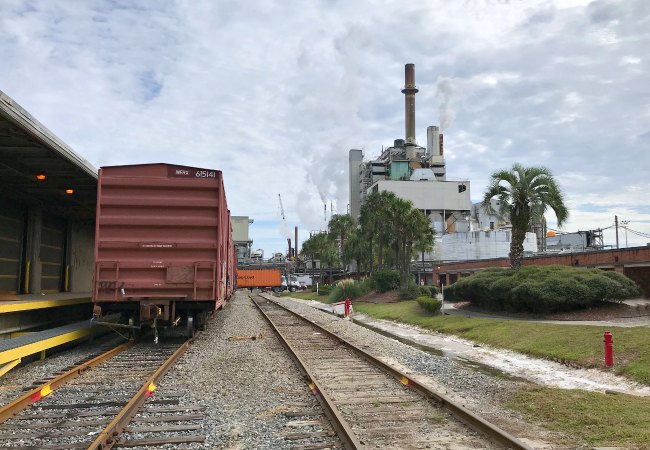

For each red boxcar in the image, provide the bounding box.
[93,163,234,332]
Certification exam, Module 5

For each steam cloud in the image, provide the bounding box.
[436,78,455,132]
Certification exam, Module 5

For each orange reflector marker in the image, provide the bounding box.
[145,382,156,397]
[30,384,53,403]
[65,188,74,195]
[400,376,410,386]
[308,382,318,394]
[36,174,46,180]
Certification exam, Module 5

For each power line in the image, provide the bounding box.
[626,227,650,239]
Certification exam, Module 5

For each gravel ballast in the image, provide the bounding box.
[2,291,564,448]
[159,291,337,449]
[157,291,559,448]
[0,333,125,406]
[270,295,560,448]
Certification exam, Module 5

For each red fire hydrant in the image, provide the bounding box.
[604,331,613,368]
[344,297,351,317]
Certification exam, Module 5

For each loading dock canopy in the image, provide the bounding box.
[0,90,97,219]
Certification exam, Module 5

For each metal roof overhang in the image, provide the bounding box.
[0,90,98,219]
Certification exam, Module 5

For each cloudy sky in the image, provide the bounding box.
[1,0,649,256]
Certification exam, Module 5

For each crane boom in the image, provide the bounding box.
[278,194,286,220]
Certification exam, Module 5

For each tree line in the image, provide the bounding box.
[301,163,569,288]
[300,191,434,289]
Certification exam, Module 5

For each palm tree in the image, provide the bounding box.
[343,230,369,274]
[413,220,435,285]
[387,197,412,274]
[388,198,433,289]
[301,232,337,284]
[482,163,568,269]
[360,190,398,270]
[328,214,357,271]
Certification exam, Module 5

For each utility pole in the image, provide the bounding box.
[615,215,619,249]
[621,220,629,248]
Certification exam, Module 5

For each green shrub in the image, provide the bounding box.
[443,283,459,302]
[418,286,432,297]
[602,271,642,299]
[446,265,641,314]
[328,279,370,302]
[370,270,400,293]
[317,285,333,296]
[358,277,374,293]
[428,285,439,296]
[417,296,442,314]
[399,280,420,300]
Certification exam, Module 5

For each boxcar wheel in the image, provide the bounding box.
[128,317,139,340]
[186,315,195,338]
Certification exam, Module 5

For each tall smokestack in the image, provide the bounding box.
[402,63,419,146]
[295,226,298,263]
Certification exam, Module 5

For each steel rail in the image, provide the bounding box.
[250,294,361,450]
[86,339,191,450]
[0,340,133,423]
[260,295,534,450]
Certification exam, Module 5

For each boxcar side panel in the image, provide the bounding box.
[93,163,225,304]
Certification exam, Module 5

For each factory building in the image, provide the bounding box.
[231,216,254,263]
[545,229,604,253]
[349,64,537,262]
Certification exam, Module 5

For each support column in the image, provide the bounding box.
[25,207,43,294]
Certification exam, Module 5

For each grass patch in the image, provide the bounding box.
[507,387,650,447]
[353,301,650,385]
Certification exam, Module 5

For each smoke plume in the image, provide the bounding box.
[436,78,455,131]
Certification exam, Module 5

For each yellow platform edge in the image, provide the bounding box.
[0,327,94,365]
[0,297,91,314]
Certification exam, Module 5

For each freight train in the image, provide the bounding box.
[92,163,235,338]
[236,269,282,291]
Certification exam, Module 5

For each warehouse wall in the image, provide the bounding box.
[69,219,95,292]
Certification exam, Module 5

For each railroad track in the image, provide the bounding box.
[252,294,533,450]
[0,338,203,449]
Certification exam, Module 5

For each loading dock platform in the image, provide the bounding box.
[0,320,97,377]
[0,293,91,314]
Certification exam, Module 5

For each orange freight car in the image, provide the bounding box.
[236,269,282,290]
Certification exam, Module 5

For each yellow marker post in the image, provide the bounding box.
[40,385,52,397]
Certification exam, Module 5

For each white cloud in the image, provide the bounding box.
[1,0,649,255]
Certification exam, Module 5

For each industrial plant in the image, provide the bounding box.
[349,64,538,262]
